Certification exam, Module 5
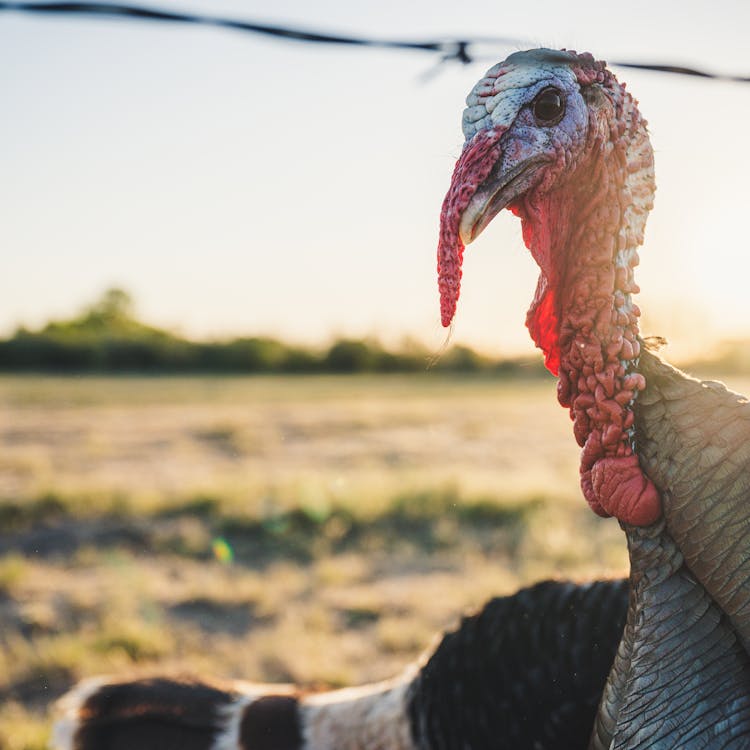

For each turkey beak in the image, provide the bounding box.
[438,127,547,328]
[458,153,547,245]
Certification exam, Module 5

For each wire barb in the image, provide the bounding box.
[1,1,749,83]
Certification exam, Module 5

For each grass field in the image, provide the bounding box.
[7,370,731,748]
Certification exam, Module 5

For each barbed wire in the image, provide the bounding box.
[611,61,749,83]
[1,1,749,83]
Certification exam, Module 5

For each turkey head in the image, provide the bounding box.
[438,49,660,526]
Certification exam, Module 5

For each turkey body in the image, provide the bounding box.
[439,48,750,747]
[587,350,750,748]
[54,579,628,750]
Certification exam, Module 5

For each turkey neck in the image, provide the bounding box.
[590,522,750,749]
[519,86,660,526]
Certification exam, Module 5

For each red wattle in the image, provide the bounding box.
[437,127,505,327]
[588,455,662,526]
[515,75,659,528]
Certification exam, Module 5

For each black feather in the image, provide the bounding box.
[407,579,628,750]
[70,677,236,750]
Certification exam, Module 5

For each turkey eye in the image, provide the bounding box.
[533,88,565,125]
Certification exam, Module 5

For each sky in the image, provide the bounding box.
[2,0,750,359]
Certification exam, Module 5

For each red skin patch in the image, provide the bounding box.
[524,253,560,376]
[438,53,662,527]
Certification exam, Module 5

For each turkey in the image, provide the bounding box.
[439,48,750,747]
[53,579,627,750]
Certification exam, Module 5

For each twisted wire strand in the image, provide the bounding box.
[2,1,749,82]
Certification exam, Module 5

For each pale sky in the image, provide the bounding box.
[2,0,749,359]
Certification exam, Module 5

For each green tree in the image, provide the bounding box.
[87,288,135,323]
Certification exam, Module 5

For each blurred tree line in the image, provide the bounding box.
[0,289,547,376]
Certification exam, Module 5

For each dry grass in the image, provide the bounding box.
[0,371,671,747]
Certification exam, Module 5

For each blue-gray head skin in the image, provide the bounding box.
[459,49,591,243]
